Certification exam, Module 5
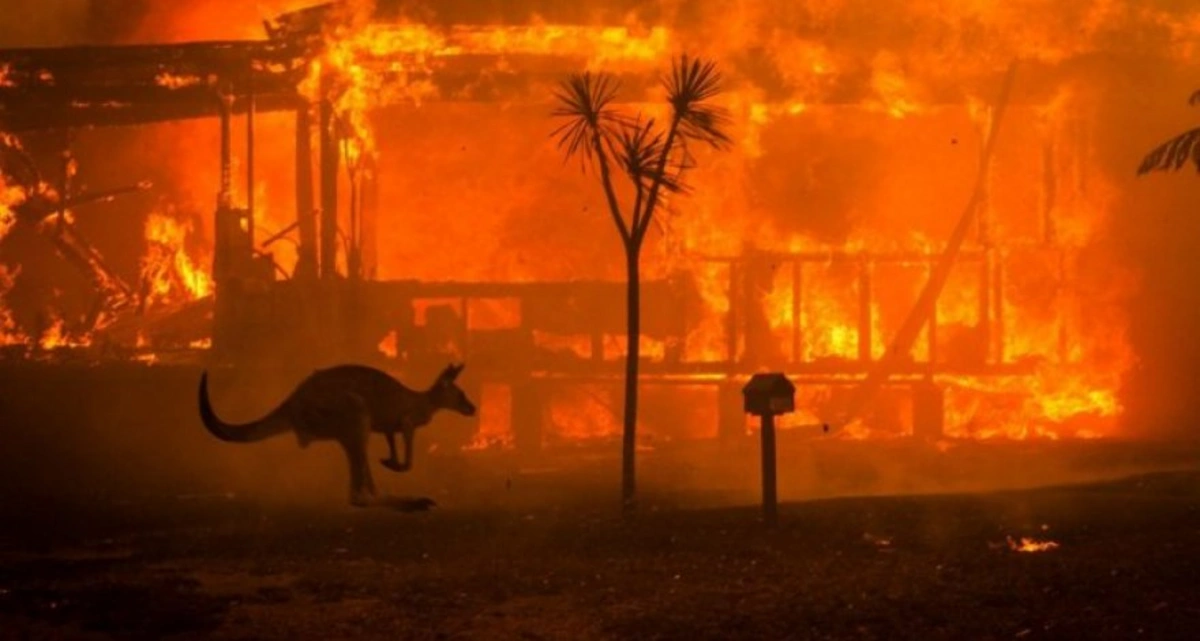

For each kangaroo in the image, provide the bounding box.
[198,363,477,506]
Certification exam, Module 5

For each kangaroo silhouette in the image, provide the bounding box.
[199,363,476,506]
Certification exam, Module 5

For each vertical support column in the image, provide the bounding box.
[214,94,234,283]
[1041,135,1058,245]
[295,104,318,280]
[246,81,256,250]
[977,105,996,365]
[212,92,236,358]
[980,253,993,363]
[858,260,873,363]
[218,93,232,210]
[360,156,379,280]
[318,93,339,280]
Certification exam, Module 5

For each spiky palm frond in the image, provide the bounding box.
[611,118,686,194]
[1137,127,1200,175]
[551,72,625,168]
[663,55,732,149]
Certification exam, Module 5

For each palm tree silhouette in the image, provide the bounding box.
[552,56,731,513]
[1138,91,1200,176]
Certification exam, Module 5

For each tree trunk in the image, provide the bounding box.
[622,246,640,513]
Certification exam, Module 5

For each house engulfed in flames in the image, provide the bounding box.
[0,0,1187,451]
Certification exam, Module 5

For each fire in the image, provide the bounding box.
[1006,536,1060,553]
[0,265,18,346]
[141,211,213,307]
[38,315,91,351]
[6,0,1185,442]
[154,72,203,90]
[377,330,398,358]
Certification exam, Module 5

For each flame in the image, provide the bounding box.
[154,72,203,90]
[1006,536,1060,553]
[37,315,91,351]
[377,329,398,358]
[5,0,1173,439]
[141,211,213,307]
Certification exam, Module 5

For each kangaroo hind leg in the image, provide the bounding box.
[336,394,377,507]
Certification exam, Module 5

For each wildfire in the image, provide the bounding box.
[9,0,1178,443]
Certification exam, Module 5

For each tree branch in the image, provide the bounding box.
[592,131,632,246]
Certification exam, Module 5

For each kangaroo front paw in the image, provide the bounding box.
[380,458,407,473]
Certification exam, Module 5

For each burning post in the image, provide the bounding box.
[743,372,796,527]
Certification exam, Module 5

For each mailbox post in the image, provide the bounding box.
[742,373,796,527]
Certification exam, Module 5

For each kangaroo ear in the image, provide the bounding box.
[442,363,464,382]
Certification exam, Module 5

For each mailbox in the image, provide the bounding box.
[742,373,796,416]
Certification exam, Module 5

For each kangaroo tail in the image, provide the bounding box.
[198,372,292,443]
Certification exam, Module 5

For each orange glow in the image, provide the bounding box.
[377,330,398,359]
[465,384,515,451]
[141,212,213,308]
[1007,536,1060,553]
[154,72,203,90]
[4,0,1182,444]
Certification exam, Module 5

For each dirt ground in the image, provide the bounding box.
[1,469,1197,641]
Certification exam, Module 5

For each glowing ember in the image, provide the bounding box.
[38,316,90,351]
[1006,536,1060,553]
[377,330,398,358]
[0,265,19,346]
[154,72,203,90]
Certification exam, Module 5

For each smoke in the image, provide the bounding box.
[0,0,89,47]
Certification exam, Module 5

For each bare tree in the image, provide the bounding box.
[552,56,730,513]
[1138,90,1200,175]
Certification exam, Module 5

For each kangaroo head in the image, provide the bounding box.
[431,363,476,417]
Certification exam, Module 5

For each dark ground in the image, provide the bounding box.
[1,470,1197,641]
[0,365,1198,639]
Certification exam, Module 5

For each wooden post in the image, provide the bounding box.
[295,104,317,280]
[318,93,339,279]
[246,80,256,249]
[760,413,778,527]
[360,156,379,279]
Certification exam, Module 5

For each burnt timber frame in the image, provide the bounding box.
[0,18,1085,448]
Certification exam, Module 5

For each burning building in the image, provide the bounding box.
[0,0,1191,457]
